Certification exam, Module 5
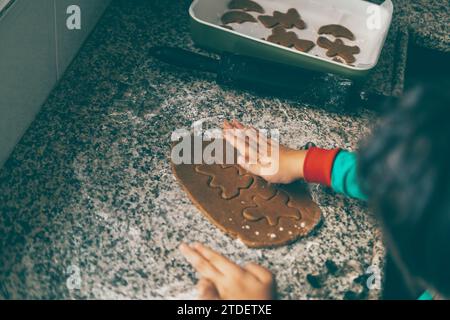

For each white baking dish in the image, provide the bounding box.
[189,0,393,78]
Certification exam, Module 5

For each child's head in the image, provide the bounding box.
[358,79,450,297]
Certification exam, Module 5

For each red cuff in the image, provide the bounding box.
[303,147,341,187]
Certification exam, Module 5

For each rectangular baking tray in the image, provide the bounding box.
[189,0,393,78]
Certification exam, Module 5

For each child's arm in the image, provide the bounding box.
[224,120,367,201]
[305,147,367,201]
[223,119,307,184]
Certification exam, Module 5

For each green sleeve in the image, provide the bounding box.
[418,290,433,300]
[330,151,367,201]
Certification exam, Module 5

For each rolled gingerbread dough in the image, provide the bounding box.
[171,139,322,248]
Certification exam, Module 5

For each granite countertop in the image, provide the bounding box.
[0,0,447,300]
[404,0,450,53]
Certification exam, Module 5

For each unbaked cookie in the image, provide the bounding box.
[318,24,355,41]
[317,36,360,64]
[267,26,315,53]
[258,8,306,29]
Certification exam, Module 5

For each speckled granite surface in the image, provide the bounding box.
[0,0,447,300]
[364,0,449,96]
[405,0,450,53]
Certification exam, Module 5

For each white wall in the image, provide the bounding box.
[0,0,111,167]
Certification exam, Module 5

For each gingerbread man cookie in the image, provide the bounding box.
[267,26,315,53]
[317,36,360,64]
[294,38,316,53]
[267,26,298,46]
[258,8,306,30]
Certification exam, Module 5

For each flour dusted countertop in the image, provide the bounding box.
[1,0,446,299]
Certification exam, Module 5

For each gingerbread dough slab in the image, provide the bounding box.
[171,139,322,248]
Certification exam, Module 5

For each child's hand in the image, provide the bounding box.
[180,243,276,300]
[223,120,307,184]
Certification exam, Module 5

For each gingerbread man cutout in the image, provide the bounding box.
[243,191,301,226]
[239,176,278,206]
[258,8,306,30]
[267,26,315,53]
[317,37,360,64]
[195,164,253,199]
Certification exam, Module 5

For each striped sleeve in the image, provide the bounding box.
[303,148,367,201]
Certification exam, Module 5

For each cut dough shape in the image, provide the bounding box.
[267,26,299,47]
[238,176,278,207]
[228,0,265,13]
[258,8,306,29]
[267,26,315,53]
[196,164,253,199]
[221,10,257,24]
[318,24,355,41]
[171,138,322,248]
[317,36,360,64]
[294,39,316,53]
[243,191,301,226]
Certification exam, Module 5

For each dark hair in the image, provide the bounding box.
[358,79,450,297]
